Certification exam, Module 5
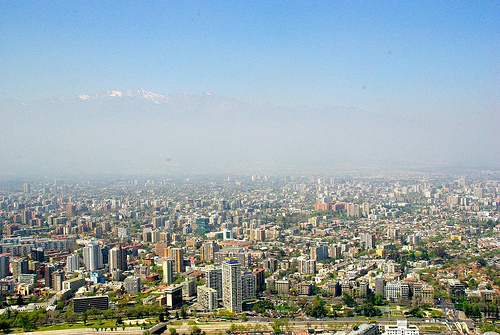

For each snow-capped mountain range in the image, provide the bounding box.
[0,89,496,175]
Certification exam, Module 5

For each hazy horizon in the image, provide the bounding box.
[0,2,498,176]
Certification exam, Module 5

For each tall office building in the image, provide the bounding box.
[109,246,127,272]
[0,255,9,279]
[171,248,184,273]
[222,258,242,313]
[66,253,80,273]
[83,241,103,271]
[162,258,174,284]
[195,217,210,235]
[31,248,45,262]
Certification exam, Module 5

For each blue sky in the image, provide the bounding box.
[0,1,498,117]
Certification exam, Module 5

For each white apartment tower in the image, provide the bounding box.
[83,241,102,271]
[66,253,80,273]
[222,258,242,313]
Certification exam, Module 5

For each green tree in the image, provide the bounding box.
[190,325,202,335]
[180,305,188,319]
[82,311,88,325]
[405,307,424,318]
[253,300,275,314]
[342,293,357,307]
[304,296,328,318]
[355,303,382,317]
[271,319,283,334]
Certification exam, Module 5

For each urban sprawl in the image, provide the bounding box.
[0,172,499,335]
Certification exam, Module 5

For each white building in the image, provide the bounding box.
[83,241,102,271]
[66,253,80,273]
[385,281,401,301]
[222,258,242,313]
[384,319,419,335]
[197,285,217,310]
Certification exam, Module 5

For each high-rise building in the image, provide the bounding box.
[30,248,45,262]
[375,276,385,296]
[347,203,360,218]
[182,277,196,297]
[197,286,218,310]
[262,258,278,272]
[474,187,484,198]
[195,217,210,235]
[22,210,31,225]
[45,263,60,288]
[109,246,127,272]
[83,241,103,271]
[201,241,219,262]
[298,256,316,274]
[385,281,401,301]
[241,271,256,300]
[253,268,265,292]
[205,266,222,300]
[52,269,65,291]
[0,255,10,279]
[23,183,31,194]
[73,296,109,313]
[360,233,376,250]
[134,264,150,280]
[421,285,434,305]
[165,284,183,309]
[276,279,290,294]
[328,245,342,259]
[171,248,184,273]
[222,258,242,313]
[66,253,80,273]
[124,276,141,294]
[162,258,174,284]
[310,245,329,261]
[11,258,28,279]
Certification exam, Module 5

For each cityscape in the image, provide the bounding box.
[0,171,497,334]
[0,1,498,335]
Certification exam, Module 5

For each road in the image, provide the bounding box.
[16,317,448,335]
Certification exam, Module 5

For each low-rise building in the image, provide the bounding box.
[73,295,109,313]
